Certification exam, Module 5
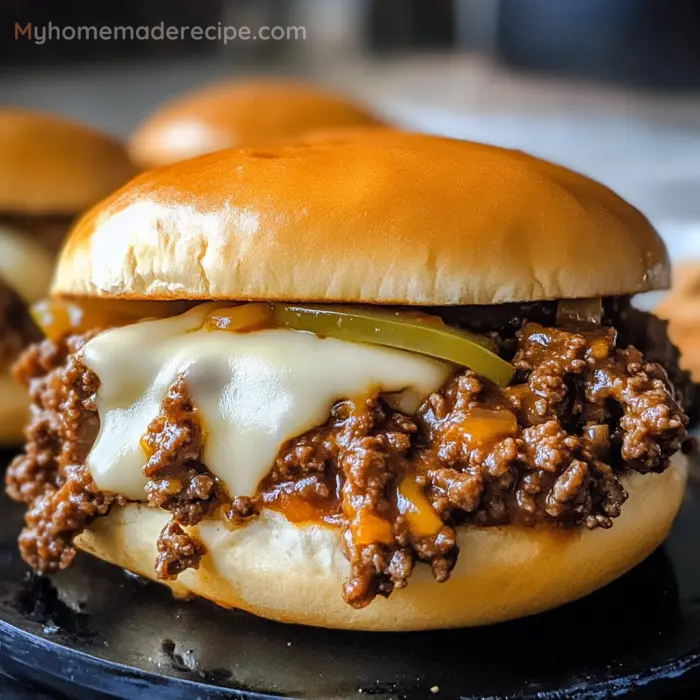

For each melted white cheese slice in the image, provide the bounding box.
[0,225,54,303]
[80,305,451,501]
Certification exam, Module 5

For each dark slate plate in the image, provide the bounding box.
[2,451,700,700]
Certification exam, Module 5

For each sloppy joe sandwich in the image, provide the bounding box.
[0,108,135,443]
[6,133,693,631]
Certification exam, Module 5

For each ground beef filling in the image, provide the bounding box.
[263,322,688,606]
[5,306,691,608]
[143,376,228,579]
[5,332,120,571]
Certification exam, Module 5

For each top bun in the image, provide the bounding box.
[128,79,385,170]
[0,108,136,215]
[54,132,669,305]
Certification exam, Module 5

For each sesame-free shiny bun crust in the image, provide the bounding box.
[0,108,136,214]
[75,455,687,631]
[54,132,669,305]
[128,79,385,169]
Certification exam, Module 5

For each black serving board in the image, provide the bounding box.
[2,450,700,700]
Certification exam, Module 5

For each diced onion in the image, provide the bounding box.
[205,303,272,332]
[556,297,603,326]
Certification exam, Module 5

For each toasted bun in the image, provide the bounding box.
[0,375,29,445]
[0,108,136,215]
[54,133,669,305]
[128,79,385,170]
[76,454,687,631]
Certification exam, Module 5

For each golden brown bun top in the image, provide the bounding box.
[128,79,385,170]
[54,132,669,305]
[0,108,137,215]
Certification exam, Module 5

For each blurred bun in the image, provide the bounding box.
[0,108,135,443]
[0,224,54,303]
[76,455,687,631]
[128,79,385,169]
[57,132,669,304]
[0,108,136,214]
[657,262,700,380]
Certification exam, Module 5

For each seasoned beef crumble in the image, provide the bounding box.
[5,301,693,607]
[143,376,228,579]
[6,332,121,572]
[259,320,687,605]
[262,395,444,607]
[156,520,207,581]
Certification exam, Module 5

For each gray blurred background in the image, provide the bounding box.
[2,0,700,266]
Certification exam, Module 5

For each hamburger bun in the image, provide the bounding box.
[76,454,687,631]
[276,124,400,147]
[128,79,385,170]
[57,132,668,304]
[0,108,136,215]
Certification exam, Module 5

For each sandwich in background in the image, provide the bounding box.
[128,79,386,170]
[656,263,700,381]
[0,108,136,444]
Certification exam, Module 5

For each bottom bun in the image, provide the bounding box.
[77,454,687,631]
[0,374,29,445]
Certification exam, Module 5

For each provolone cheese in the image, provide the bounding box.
[80,304,450,501]
[0,225,54,303]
